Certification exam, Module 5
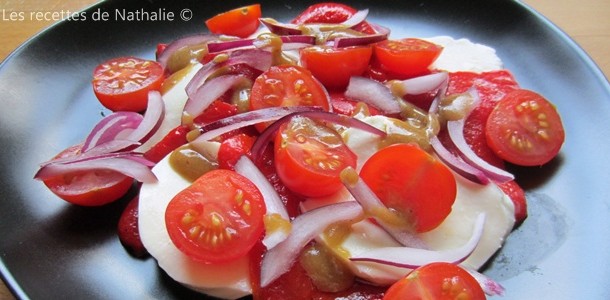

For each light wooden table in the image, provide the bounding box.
[0,0,608,299]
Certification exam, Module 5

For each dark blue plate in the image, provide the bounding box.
[1,0,609,298]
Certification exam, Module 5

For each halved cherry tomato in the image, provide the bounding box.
[43,144,134,206]
[373,38,443,79]
[300,45,373,90]
[92,56,164,112]
[165,169,265,263]
[291,2,376,34]
[486,89,565,166]
[250,65,330,130]
[383,262,485,300]
[274,116,357,198]
[205,4,262,38]
[360,143,456,233]
[217,133,255,170]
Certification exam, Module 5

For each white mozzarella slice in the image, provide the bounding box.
[423,36,503,73]
[139,154,251,299]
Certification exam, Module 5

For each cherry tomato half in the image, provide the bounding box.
[373,38,443,79]
[42,144,134,206]
[360,143,456,233]
[165,169,265,263]
[92,56,164,112]
[383,262,485,300]
[205,4,262,38]
[274,116,357,198]
[250,65,330,130]
[300,45,373,90]
[486,89,565,166]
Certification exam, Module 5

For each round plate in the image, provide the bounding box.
[1,0,609,299]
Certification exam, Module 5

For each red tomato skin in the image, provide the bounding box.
[249,65,331,131]
[360,144,456,233]
[273,118,357,198]
[42,144,134,206]
[291,2,376,34]
[373,39,443,79]
[383,263,485,300]
[205,4,262,38]
[117,195,148,257]
[144,125,190,163]
[485,89,564,166]
[300,46,373,90]
[217,133,255,170]
[92,57,164,112]
[165,169,266,263]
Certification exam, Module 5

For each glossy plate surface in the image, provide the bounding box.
[1,0,609,299]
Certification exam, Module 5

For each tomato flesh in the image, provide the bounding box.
[486,89,565,166]
[43,144,133,206]
[300,45,373,90]
[360,143,456,233]
[165,169,265,263]
[274,116,357,198]
[92,56,164,112]
[250,64,330,130]
[373,38,443,79]
[205,4,262,38]
[383,263,485,300]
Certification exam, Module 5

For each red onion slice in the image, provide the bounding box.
[447,119,514,183]
[341,9,369,27]
[345,76,401,114]
[185,49,273,99]
[207,35,316,53]
[234,155,290,249]
[156,34,218,69]
[194,106,321,143]
[34,157,157,183]
[125,91,165,144]
[349,213,486,269]
[333,33,388,48]
[465,267,505,296]
[259,18,303,35]
[249,110,387,162]
[260,201,364,287]
[183,74,251,124]
[392,72,449,96]
[430,136,490,184]
[340,167,428,248]
[234,155,289,220]
[82,112,143,152]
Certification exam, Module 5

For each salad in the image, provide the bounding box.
[34,3,565,299]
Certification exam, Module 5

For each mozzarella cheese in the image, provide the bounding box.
[424,36,503,73]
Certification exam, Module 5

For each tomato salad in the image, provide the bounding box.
[35,3,565,300]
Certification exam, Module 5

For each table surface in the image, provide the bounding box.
[0,0,609,299]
